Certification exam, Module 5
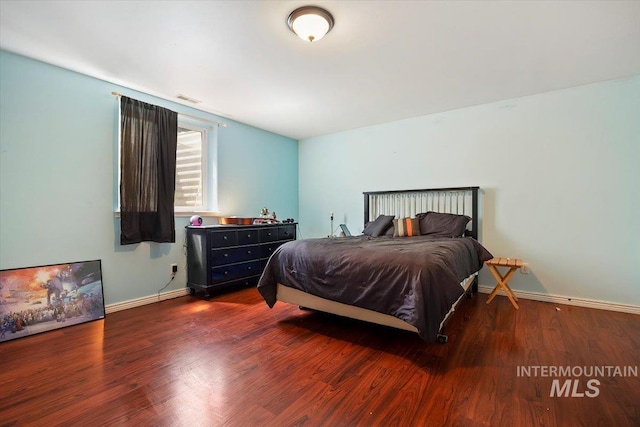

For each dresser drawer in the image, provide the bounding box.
[237,228,260,245]
[211,245,260,265]
[210,230,237,247]
[278,225,296,241]
[259,227,279,242]
[261,241,286,259]
[211,260,260,284]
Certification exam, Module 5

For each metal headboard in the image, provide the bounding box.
[363,187,479,240]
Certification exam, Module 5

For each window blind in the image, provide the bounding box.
[175,127,204,210]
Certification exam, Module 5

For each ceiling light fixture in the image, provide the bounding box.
[287,6,334,42]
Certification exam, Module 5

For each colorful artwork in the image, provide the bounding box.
[0,260,105,343]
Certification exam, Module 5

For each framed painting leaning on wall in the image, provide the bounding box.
[0,259,105,343]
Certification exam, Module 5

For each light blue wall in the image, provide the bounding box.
[0,50,298,306]
[299,76,640,306]
[3,48,637,308]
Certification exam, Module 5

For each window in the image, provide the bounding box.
[175,124,207,212]
[116,113,218,215]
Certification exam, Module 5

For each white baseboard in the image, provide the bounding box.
[478,285,640,315]
[105,288,190,314]
[105,285,639,316]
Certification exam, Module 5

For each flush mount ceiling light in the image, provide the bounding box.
[287,6,334,42]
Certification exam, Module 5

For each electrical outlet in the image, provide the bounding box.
[521,263,529,274]
[170,263,178,275]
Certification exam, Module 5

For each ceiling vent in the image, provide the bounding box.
[176,94,201,104]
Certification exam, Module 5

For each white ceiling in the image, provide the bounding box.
[1,1,639,140]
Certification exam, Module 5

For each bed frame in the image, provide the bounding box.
[276,186,481,343]
[364,186,479,239]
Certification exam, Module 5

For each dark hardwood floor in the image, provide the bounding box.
[1,288,638,426]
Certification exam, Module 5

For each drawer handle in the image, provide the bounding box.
[223,236,228,240]
[224,271,229,275]
[267,232,272,236]
[224,253,228,257]
[247,234,251,238]
[247,250,252,254]
[247,266,252,270]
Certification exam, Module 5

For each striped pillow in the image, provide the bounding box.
[393,217,421,237]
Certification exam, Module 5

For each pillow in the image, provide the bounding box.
[418,211,471,237]
[362,215,394,237]
[384,225,395,236]
[393,217,421,237]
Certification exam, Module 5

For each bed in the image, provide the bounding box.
[257,187,493,343]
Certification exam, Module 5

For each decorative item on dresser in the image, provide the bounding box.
[186,223,297,298]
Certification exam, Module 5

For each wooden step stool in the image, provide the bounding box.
[485,257,523,309]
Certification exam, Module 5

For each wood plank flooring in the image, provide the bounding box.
[1,288,638,426]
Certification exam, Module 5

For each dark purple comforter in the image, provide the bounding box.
[257,235,493,342]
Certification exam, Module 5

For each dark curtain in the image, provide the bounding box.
[120,96,178,245]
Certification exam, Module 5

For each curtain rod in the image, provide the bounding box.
[111,91,227,128]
